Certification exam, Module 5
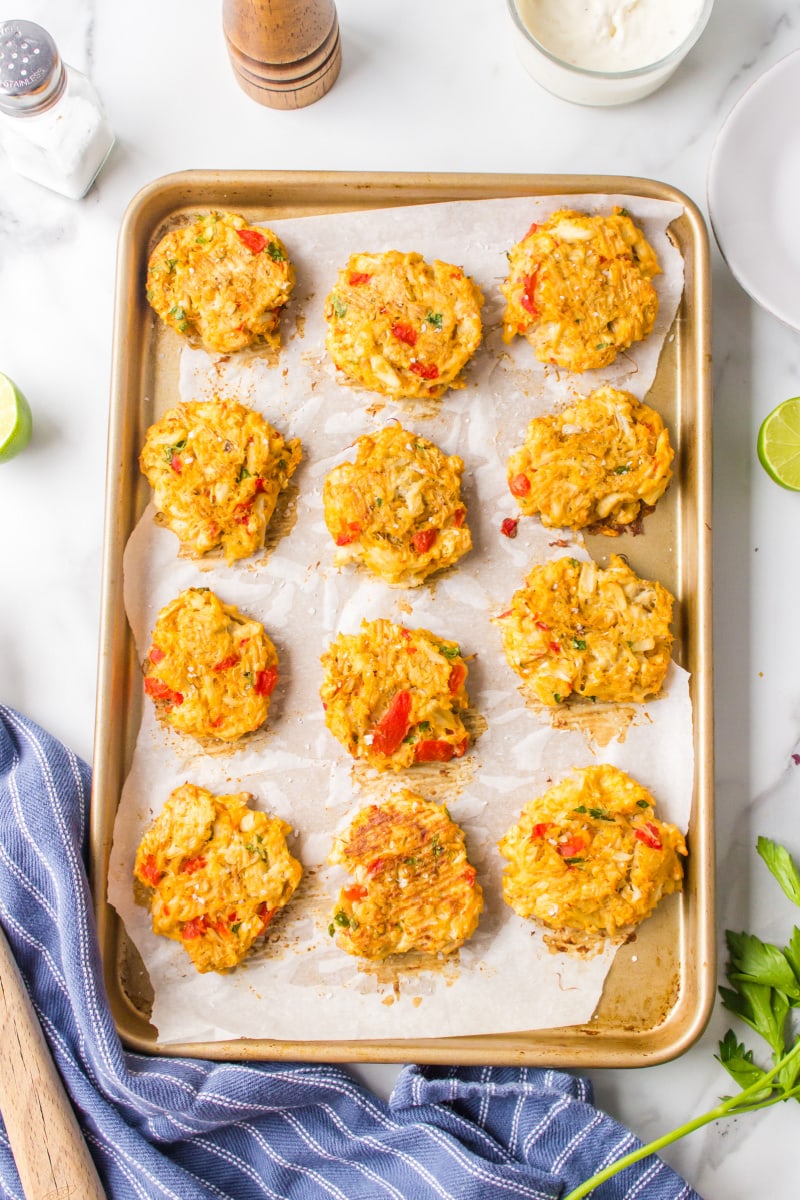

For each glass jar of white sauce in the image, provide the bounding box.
[0,20,115,198]
[507,0,715,106]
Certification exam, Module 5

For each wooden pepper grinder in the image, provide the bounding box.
[223,0,341,110]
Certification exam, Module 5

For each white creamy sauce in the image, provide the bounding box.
[517,0,704,72]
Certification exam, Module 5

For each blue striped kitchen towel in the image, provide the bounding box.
[0,704,701,1200]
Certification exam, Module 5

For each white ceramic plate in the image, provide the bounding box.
[708,49,800,330]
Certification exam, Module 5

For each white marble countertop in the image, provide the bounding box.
[1,1,799,1195]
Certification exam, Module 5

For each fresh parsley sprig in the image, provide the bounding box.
[563,836,800,1200]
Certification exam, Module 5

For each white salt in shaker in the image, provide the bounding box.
[0,20,114,199]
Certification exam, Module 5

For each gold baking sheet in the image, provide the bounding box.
[92,170,714,1066]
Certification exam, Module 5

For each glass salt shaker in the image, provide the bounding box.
[0,19,114,199]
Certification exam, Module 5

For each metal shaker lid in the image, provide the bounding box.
[0,20,65,115]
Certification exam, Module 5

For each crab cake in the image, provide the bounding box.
[324,250,484,400]
[507,386,674,533]
[134,783,302,973]
[143,588,279,742]
[145,210,294,355]
[320,618,471,771]
[498,764,686,946]
[323,424,471,586]
[495,554,673,706]
[327,789,483,959]
[500,208,660,372]
[140,397,301,565]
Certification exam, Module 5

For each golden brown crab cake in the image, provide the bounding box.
[506,386,674,533]
[145,210,294,355]
[323,250,484,400]
[143,588,279,742]
[140,397,301,565]
[495,554,674,706]
[322,424,471,586]
[320,618,471,771]
[327,789,483,959]
[500,208,660,372]
[134,783,302,973]
[498,764,686,946]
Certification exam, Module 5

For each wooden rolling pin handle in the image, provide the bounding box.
[0,923,106,1200]
[223,0,342,110]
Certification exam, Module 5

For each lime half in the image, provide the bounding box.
[0,372,32,464]
[757,397,800,490]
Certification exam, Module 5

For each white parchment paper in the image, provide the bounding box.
[108,193,693,1044]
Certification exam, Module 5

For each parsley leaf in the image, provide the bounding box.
[757,836,800,906]
[725,929,800,1003]
[716,1031,772,1100]
[720,978,790,1056]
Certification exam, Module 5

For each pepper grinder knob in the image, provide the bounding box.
[222,0,341,110]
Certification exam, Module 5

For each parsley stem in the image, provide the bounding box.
[563,1039,800,1200]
